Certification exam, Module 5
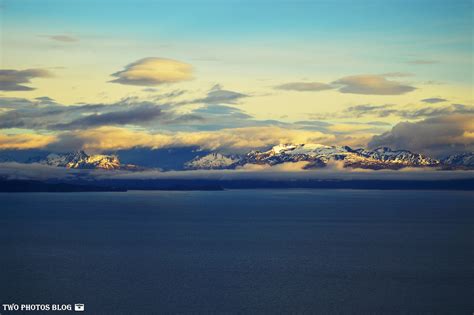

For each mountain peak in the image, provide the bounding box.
[42,151,122,170]
[186,144,441,170]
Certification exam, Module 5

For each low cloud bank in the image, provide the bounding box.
[1,162,473,182]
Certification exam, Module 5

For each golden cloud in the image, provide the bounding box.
[0,127,373,152]
[110,57,193,86]
[0,133,57,149]
[66,126,336,152]
[333,75,416,95]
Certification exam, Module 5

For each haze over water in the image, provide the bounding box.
[1,190,473,314]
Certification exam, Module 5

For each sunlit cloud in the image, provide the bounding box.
[110,57,193,86]
[0,133,57,149]
[274,75,416,95]
[333,75,416,95]
[47,126,336,153]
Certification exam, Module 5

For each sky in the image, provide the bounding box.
[0,0,473,158]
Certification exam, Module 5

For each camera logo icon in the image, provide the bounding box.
[74,304,85,312]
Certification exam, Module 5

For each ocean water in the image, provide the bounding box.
[0,190,473,314]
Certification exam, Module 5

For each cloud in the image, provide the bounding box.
[2,161,472,182]
[342,103,474,119]
[49,105,165,130]
[399,104,474,119]
[333,75,416,95]
[369,114,474,158]
[274,82,334,92]
[110,57,193,86]
[0,96,180,130]
[421,97,447,104]
[0,93,257,131]
[345,104,397,117]
[142,88,159,92]
[193,105,252,119]
[44,126,335,153]
[382,72,413,78]
[34,96,56,105]
[407,59,438,65]
[35,96,55,102]
[0,162,84,180]
[46,35,78,42]
[238,161,311,172]
[0,69,53,91]
[200,88,248,104]
[0,133,57,150]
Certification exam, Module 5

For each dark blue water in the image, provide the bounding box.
[1,190,473,314]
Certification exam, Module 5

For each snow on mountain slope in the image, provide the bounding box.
[185,153,241,170]
[441,152,474,168]
[186,144,441,170]
[3,145,471,171]
[354,147,439,167]
[41,151,125,170]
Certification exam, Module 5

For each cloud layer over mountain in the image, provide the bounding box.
[369,114,474,158]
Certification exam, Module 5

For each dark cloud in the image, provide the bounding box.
[343,103,474,119]
[152,89,186,102]
[194,105,252,119]
[142,88,159,92]
[333,75,416,95]
[199,88,248,104]
[46,35,78,42]
[421,97,447,104]
[369,114,474,158]
[49,105,165,130]
[364,121,392,126]
[0,97,165,129]
[166,114,205,124]
[274,82,334,92]
[0,89,253,132]
[0,69,52,91]
[35,96,56,105]
[0,97,35,108]
[35,96,55,102]
[345,104,398,118]
[399,104,474,119]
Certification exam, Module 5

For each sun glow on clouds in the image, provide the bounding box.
[110,57,194,86]
[0,133,57,149]
[49,126,336,152]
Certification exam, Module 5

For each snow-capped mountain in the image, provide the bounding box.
[185,153,240,170]
[1,146,472,171]
[186,144,440,170]
[352,147,439,168]
[441,152,474,168]
[40,151,129,170]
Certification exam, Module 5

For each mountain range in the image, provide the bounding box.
[27,151,138,170]
[186,144,473,170]
[0,144,473,171]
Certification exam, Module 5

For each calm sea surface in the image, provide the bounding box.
[1,190,473,314]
